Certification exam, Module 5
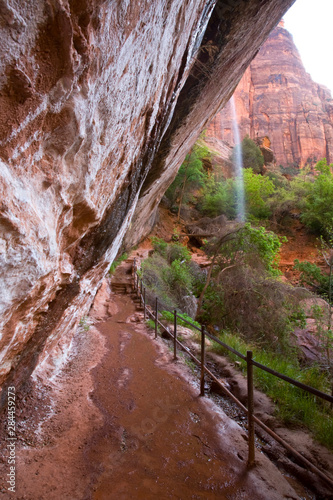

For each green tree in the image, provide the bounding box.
[198,168,275,221]
[166,142,209,219]
[196,224,301,350]
[196,223,284,317]
[231,135,264,173]
[300,159,333,240]
[220,223,284,276]
[243,168,275,220]
[198,176,236,218]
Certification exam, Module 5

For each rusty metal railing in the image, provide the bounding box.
[132,259,333,488]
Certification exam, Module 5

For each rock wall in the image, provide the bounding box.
[207,21,333,168]
[0,0,294,403]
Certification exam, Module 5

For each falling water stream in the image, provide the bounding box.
[230,95,245,221]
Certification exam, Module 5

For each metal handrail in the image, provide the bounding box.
[175,312,201,332]
[132,265,333,488]
[204,331,247,361]
[205,331,333,403]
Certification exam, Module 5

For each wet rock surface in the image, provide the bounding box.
[0,1,294,403]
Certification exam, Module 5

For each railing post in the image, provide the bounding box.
[173,310,177,360]
[143,287,146,321]
[139,280,142,307]
[155,297,158,339]
[200,325,205,396]
[247,350,255,467]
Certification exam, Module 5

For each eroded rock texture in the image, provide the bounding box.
[0,0,294,401]
[207,21,333,168]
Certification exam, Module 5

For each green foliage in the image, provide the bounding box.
[160,310,175,322]
[294,259,331,300]
[241,224,284,275]
[79,316,90,331]
[231,135,264,174]
[199,224,298,349]
[161,310,201,331]
[146,319,156,330]
[197,176,236,219]
[163,259,193,301]
[211,330,333,449]
[184,355,197,374]
[141,254,176,310]
[280,164,300,177]
[167,242,191,263]
[152,238,191,264]
[310,304,333,361]
[294,238,333,365]
[151,237,168,258]
[266,169,312,222]
[109,252,128,275]
[187,260,206,296]
[243,168,275,220]
[265,171,289,189]
[212,223,284,276]
[300,159,333,240]
[141,241,204,313]
[198,169,275,221]
[166,142,209,210]
[197,156,333,231]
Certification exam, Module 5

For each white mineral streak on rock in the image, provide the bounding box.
[0,0,294,391]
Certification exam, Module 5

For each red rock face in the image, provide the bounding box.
[0,0,294,400]
[207,22,333,168]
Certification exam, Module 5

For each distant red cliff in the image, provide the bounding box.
[207,21,333,168]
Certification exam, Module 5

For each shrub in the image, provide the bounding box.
[230,135,264,174]
[141,254,166,290]
[163,259,193,301]
[140,241,200,313]
[165,141,209,217]
[79,316,90,331]
[167,242,191,263]
[161,310,201,331]
[300,159,333,240]
[187,260,206,296]
[243,168,275,220]
[294,259,331,300]
[198,168,275,221]
[198,177,236,219]
[151,237,168,258]
[201,265,302,351]
[198,224,294,350]
[211,330,333,449]
[209,223,284,276]
[109,252,128,275]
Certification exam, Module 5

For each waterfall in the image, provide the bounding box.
[230,96,245,221]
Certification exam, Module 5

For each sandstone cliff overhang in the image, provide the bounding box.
[0,0,294,404]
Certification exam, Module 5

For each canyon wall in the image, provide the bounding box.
[207,21,333,168]
[0,0,294,402]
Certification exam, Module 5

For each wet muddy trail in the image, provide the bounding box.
[84,294,256,499]
[0,271,317,499]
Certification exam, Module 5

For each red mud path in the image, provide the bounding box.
[0,278,300,499]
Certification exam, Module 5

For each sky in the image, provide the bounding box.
[283,0,333,93]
